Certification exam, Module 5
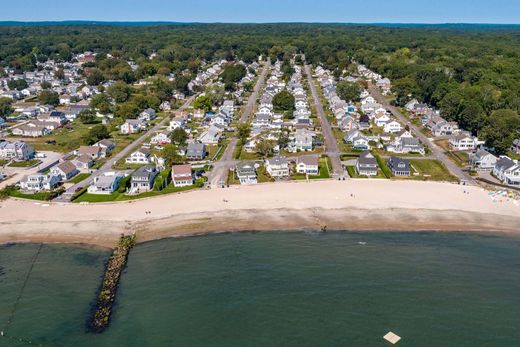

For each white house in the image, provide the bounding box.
[150,131,172,145]
[296,156,319,175]
[469,149,497,170]
[88,172,123,194]
[171,164,193,187]
[138,108,157,121]
[383,120,402,134]
[19,174,61,192]
[235,161,257,185]
[265,156,289,178]
[0,141,35,161]
[50,161,79,181]
[449,133,479,151]
[493,156,520,186]
[121,119,146,134]
[125,148,151,164]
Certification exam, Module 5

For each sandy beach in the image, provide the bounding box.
[1,180,519,248]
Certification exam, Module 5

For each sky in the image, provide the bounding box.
[1,0,519,24]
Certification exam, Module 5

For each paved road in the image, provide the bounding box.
[304,64,346,178]
[54,94,199,202]
[367,83,475,184]
[208,61,271,187]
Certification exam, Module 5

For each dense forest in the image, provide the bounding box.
[1,23,519,152]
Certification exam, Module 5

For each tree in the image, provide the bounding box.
[236,122,251,144]
[336,81,362,102]
[273,91,295,112]
[114,102,139,120]
[205,84,225,105]
[90,94,112,114]
[55,68,65,80]
[107,82,133,103]
[86,68,105,86]
[78,109,98,124]
[171,127,188,146]
[40,80,52,89]
[38,90,59,106]
[0,97,13,117]
[481,109,520,154]
[255,137,275,158]
[194,95,213,112]
[278,129,290,149]
[161,144,181,166]
[85,124,110,145]
[7,79,28,91]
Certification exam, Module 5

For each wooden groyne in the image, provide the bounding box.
[87,234,136,333]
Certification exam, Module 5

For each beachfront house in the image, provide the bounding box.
[265,156,290,178]
[130,166,158,193]
[19,174,61,192]
[469,149,497,171]
[235,161,258,185]
[171,164,194,187]
[493,156,520,187]
[387,156,411,176]
[356,151,378,176]
[296,156,319,175]
[88,172,123,194]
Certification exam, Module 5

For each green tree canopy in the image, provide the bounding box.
[273,90,295,112]
[38,90,59,106]
[336,81,362,102]
[85,124,110,145]
[0,97,13,117]
[194,95,213,112]
[107,81,133,103]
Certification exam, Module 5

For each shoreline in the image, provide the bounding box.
[1,180,519,248]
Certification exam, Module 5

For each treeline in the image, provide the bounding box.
[1,23,520,152]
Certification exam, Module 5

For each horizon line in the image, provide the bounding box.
[0,20,519,26]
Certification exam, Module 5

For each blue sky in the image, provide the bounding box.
[1,0,519,23]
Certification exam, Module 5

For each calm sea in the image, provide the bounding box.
[1,231,520,346]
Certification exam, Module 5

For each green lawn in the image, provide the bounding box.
[8,159,41,167]
[345,165,387,179]
[67,173,91,184]
[73,177,206,203]
[291,157,331,180]
[7,188,63,201]
[408,159,459,182]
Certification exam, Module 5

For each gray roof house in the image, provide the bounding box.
[51,161,79,181]
[186,143,206,160]
[387,156,410,176]
[469,149,497,171]
[88,172,123,194]
[235,161,257,185]
[130,166,158,193]
[356,151,378,176]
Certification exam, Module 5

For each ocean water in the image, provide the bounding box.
[1,231,520,346]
